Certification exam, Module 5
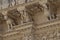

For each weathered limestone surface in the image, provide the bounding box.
[0,0,60,40]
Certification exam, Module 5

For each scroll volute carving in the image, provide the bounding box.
[7,9,21,20]
[25,3,44,16]
[7,9,21,25]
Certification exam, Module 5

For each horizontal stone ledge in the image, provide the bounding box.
[36,19,60,29]
[0,22,33,37]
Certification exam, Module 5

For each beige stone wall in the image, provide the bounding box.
[4,28,32,40]
[2,22,33,40]
[34,22,60,40]
[0,0,60,40]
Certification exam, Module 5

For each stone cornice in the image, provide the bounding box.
[33,19,60,32]
[0,22,33,37]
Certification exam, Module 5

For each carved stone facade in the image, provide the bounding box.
[0,0,60,40]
